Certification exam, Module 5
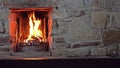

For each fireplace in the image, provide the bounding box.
[1,0,120,59]
[9,8,52,52]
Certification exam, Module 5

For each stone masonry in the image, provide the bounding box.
[0,0,120,58]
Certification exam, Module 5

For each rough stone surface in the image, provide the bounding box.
[71,42,100,48]
[0,8,9,19]
[3,0,57,8]
[52,9,67,19]
[118,44,120,55]
[91,12,110,29]
[53,43,70,49]
[5,20,9,34]
[64,18,100,43]
[62,0,83,10]
[111,12,120,29]
[83,0,92,10]
[0,46,9,52]
[0,8,9,34]
[102,30,120,45]
[53,37,65,43]
[0,0,4,9]
[105,0,120,11]
[0,21,3,33]
[66,10,85,18]
[0,35,9,42]
[106,44,119,57]
[0,19,8,34]
[92,0,105,10]
[91,47,107,56]
[0,52,11,58]
[51,47,92,57]
[52,19,69,35]
[0,0,2,6]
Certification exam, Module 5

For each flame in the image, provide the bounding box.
[25,12,44,42]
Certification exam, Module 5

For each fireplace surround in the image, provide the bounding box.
[0,0,120,59]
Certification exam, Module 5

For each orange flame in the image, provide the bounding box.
[25,12,44,42]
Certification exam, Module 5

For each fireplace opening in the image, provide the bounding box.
[9,8,52,52]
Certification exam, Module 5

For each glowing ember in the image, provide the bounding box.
[24,12,44,43]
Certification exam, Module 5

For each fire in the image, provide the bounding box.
[25,12,44,42]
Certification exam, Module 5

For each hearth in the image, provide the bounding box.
[9,8,52,52]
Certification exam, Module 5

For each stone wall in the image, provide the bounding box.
[0,0,120,57]
[0,0,9,53]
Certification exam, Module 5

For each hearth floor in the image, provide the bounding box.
[0,52,120,60]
